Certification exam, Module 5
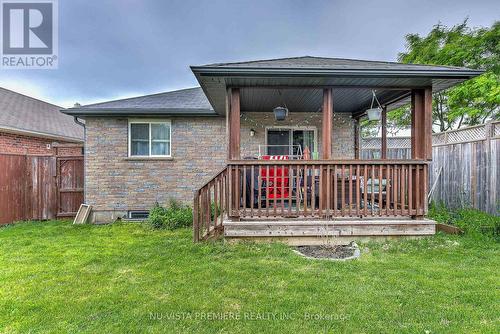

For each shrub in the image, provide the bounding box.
[148,203,168,229]
[453,209,499,238]
[428,202,456,224]
[428,202,499,238]
[147,200,193,230]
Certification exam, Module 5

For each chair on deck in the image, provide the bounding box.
[260,155,290,201]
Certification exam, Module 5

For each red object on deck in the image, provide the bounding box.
[261,155,290,199]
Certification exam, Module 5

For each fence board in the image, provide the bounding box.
[57,156,84,217]
[0,150,83,225]
[0,155,28,224]
[361,121,499,215]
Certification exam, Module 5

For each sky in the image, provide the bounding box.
[0,0,498,108]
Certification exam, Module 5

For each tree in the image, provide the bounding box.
[363,20,499,135]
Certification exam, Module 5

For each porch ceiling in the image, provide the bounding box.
[239,87,409,114]
[193,74,469,116]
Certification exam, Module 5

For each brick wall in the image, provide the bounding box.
[240,112,355,158]
[55,146,83,156]
[84,117,227,222]
[85,113,354,223]
[0,131,82,155]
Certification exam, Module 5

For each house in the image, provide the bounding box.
[64,56,482,242]
[0,87,84,155]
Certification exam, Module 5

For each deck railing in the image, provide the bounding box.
[193,168,229,242]
[227,160,428,219]
[194,160,429,241]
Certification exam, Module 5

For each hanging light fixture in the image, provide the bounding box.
[366,90,382,121]
[273,89,289,121]
[273,106,288,121]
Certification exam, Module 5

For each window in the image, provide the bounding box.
[129,120,171,157]
[128,211,149,220]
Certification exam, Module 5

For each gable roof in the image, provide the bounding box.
[64,87,216,117]
[0,87,83,142]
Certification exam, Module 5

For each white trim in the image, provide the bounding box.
[128,119,172,158]
[265,125,318,154]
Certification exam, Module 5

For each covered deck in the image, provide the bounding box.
[194,159,433,242]
[190,57,481,242]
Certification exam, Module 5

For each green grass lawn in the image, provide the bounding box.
[0,220,499,333]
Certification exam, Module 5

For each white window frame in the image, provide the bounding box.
[128,119,172,157]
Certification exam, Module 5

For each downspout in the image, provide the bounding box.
[74,115,86,205]
[73,116,85,128]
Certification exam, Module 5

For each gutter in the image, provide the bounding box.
[190,66,485,78]
[62,108,219,117]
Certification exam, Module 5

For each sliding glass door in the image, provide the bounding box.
[267,130,290,155]
[266,127,317,158]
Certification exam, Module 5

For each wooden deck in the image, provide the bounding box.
[193,160,431,242]
[193,86,435,243]
[223,218,436,245]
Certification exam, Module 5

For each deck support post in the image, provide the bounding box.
[228,88,241,160]
[227,88,241,217]
[322,88,333,159]
[411,88,432,218]
[381,106,387,159]
[354,119,360,159]
[321,89,333,214]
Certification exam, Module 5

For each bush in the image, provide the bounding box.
[147,200,193,230]
[429,202,499,238]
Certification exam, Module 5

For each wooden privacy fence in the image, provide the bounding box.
[56,155,84,218]
[0,150,84,225]
[361,121,500,215]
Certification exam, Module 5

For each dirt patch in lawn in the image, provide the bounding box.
[294,243,360,261]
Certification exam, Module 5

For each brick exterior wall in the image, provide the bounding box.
[0,131,82,155]
[85,113,354,223]
[240,112,355,158]
[84,117,227,222]
[55,146,84,156]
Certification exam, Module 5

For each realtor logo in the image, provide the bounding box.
[1,0,58,69]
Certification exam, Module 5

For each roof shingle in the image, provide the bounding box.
[79,87,212,110]
[199,56,477,72]
[0,87,83,141]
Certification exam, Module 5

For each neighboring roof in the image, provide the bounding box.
[191,56,484,115]
[0,87,84,142]
[64,87,217,117]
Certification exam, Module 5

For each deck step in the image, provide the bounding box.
[224,219,436,238]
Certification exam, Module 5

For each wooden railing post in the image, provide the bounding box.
[193,190,200,242]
